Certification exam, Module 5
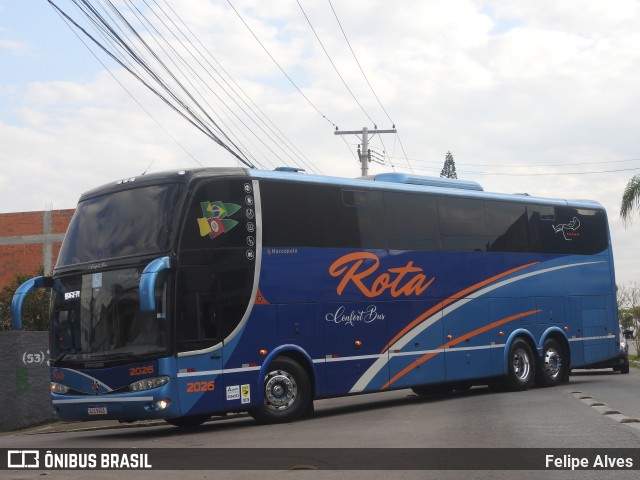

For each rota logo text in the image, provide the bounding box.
[329,252,435,298]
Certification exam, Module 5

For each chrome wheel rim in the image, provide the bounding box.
[543,347,562,379]
[264,369,297,411]
[512,348,531,381]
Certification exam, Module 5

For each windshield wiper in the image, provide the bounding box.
[51,351,81,366]
[91,352,148,362]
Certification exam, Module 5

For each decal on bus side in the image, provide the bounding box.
[129,365,154,376]
[186,381,215,393]
[329,252,435,298]
[197,201,241,239]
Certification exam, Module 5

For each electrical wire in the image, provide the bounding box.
[51,3,205,167]
[326,0,412,171]
[49,0,334,173]
[296,0,375,126]
[51,0,258,168]
[157,0,323,175]
[225,0,338,132]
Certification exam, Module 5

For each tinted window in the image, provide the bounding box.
[175,263,253,352]
[438,197,488,252]
[531,205,608,255]
[176,178,257,351]
[438,197,487,235]
[486,201,530,252]
[179,178,256,254]
[384,192,440,250]
[261,181,386,249]
[58,184,184,266]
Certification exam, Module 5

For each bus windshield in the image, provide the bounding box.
[57,183,184,267]
[50,267,168,365]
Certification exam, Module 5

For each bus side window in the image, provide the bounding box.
[383,191,440,251]
[438,196,488,252]
[175,270,220,352]
[486,201,530,252]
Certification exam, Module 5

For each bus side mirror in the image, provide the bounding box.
[11,276,53,330]
[140,256,170,312]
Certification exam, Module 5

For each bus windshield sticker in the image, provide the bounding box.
[91,273,102,289]
[197,201,241,239]
[552,217,581,241]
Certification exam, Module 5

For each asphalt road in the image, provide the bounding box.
[2,368,639,480]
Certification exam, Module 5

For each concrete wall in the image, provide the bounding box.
[0,331,55,431]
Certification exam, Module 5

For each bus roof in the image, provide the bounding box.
[77,167,605,212]
[249,169,605,211]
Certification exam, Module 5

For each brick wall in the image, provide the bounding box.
[0,209,75,287]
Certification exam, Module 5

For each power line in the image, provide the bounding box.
[325,0,411,172]
[326,0,390,126]
[51,2,205,167]
[225,0,338,131]
[122,0,264,167]
[145,0,321,174]
[387,154,640,168]
[473,166,640,176]
[404,162,640,177]
[296,0,375,126]
[52,0,257,168]
[157,0,322,175]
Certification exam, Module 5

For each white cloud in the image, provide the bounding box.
[0,38,28,55]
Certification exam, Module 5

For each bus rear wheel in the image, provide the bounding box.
[535,338,567,387]
[249,357,312,424]
[503,338,535,391]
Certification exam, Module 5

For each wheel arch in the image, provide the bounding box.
[502,329,537,375]
[257,345,317,404]
[539,328,571,368]
[538,327,571,382]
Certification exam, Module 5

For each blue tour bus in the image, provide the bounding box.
[11,168,619,427]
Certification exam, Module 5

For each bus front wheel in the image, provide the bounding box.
[503,338,535,391]
[249,357,312,424]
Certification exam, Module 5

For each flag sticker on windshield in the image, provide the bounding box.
[197,201,241,239]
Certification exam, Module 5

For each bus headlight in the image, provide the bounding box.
[129,376,170,392]
[51,382,69,394]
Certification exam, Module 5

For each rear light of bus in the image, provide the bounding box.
[129,376,170,392]
[50,382,69,394]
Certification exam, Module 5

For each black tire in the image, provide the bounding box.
[620,360,630,374]
[165,414,210,428]
[249,357,312,424]
[503,338,536,391]
[535,338,567,387]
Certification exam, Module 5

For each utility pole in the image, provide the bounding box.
[334,126,397,176]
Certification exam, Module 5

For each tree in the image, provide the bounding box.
[0,270,50,331]
[620,174,640,224]
[617,281,640,355]
[440,151,458,179]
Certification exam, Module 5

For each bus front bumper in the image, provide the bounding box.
[51,384,180,422]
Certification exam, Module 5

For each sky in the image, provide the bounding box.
[2,0,640,285]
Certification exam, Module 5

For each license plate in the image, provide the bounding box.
[87,406,108,415]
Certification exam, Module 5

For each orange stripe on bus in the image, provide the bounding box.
[381,262,539,353]
[380,309,541,391]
